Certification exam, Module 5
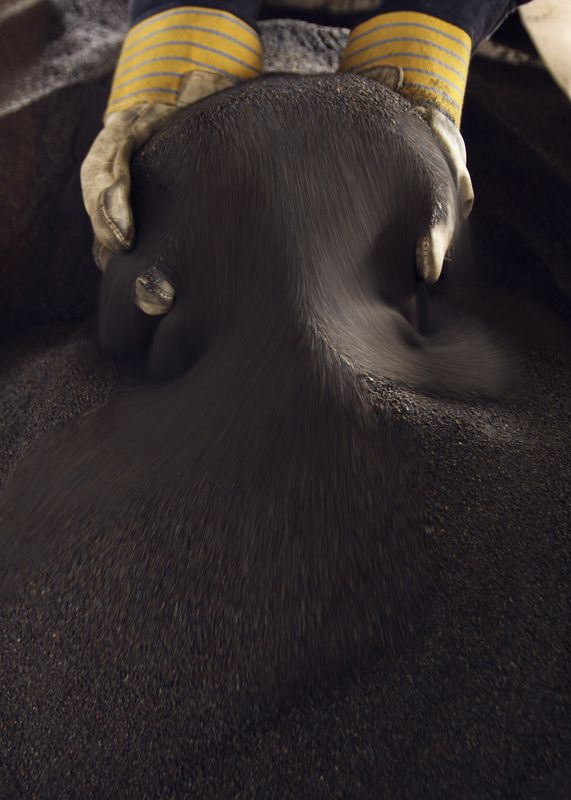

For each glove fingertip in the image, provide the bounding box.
[135,266,176,316]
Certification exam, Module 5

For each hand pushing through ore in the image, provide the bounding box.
[357,67,474,284]
[81,1,528,315]
[80,70,248,315]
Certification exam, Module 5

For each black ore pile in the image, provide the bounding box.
[1,74,445,703]
[1,73,567,798]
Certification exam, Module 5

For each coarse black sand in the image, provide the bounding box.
[1,31,570,800]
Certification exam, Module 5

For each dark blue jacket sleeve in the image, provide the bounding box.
[370,1,533,48]
[129,0,262,29]
[129,0,532,47]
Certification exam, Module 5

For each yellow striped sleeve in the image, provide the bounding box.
[339,11,471,126]
[106,7,263,117]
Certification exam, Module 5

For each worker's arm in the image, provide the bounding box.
[81,0,263,312]
[340,1,532,282]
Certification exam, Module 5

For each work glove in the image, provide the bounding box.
[339,10,475,284]
[81,6,263,314]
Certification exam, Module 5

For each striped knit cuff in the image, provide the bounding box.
[339,11,471,126]
[105,6,263,118]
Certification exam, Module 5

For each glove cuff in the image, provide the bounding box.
[105,6,263,120]
[339,10,471,126]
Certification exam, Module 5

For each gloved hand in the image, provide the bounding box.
[80,6,263,314]
[339,10,475,284]
[360,66,474,284]
[412,104,474,283]
[81,71,236,314]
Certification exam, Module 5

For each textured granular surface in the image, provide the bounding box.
[1,11,570,800]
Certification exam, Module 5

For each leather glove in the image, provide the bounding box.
[413,104,474,283]
[340,10,475,284]
[81,6,263,314]
[81,71,237,314]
